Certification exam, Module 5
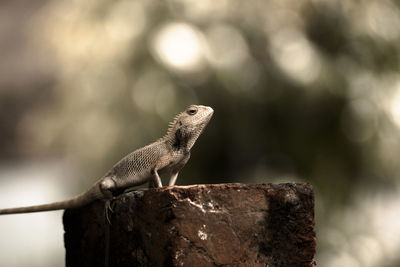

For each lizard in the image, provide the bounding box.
[0,104,214,215]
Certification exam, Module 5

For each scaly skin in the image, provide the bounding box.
[0,105,214,215]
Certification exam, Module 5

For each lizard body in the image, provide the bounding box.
[0,105,213,215]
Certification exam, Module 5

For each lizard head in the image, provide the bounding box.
[167,105,214,150]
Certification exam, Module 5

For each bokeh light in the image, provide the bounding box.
[151,22,207,72]
[270,28,322,85]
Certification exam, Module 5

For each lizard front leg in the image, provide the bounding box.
[151,169,163,188]
[168,172,179,186]
[150,155,174,188]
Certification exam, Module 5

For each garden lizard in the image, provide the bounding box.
[0,105,213,215]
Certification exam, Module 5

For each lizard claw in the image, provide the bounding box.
[107,200,114,213]
[104,200,114,225]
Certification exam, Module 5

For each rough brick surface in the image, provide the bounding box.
[63,183,316,267]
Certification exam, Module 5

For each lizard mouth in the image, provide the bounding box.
[194,111,213,127]
[196,106,214,124]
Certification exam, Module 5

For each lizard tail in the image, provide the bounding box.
[0,188,101,215]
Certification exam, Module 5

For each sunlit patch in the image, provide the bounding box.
[104,0,146,42]
[319,189,400,267]
[205,24,249,68]
[365,1,400,41]
[353,235,382,266]
[361,192,400,265]
[168,0,229,22]
[151,23,207,72]
[269,28,321,85]
[324,252,360,267]
[389,84,400,128]
[0,162,75,267]
[347,70,377,99]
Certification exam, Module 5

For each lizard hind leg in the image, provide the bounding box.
[99,177,118,198]
[99,177,117,224]
[150,169,163,188]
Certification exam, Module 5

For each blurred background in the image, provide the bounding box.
[0,0,400,266]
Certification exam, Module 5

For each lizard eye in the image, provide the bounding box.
[187,108,197,115]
